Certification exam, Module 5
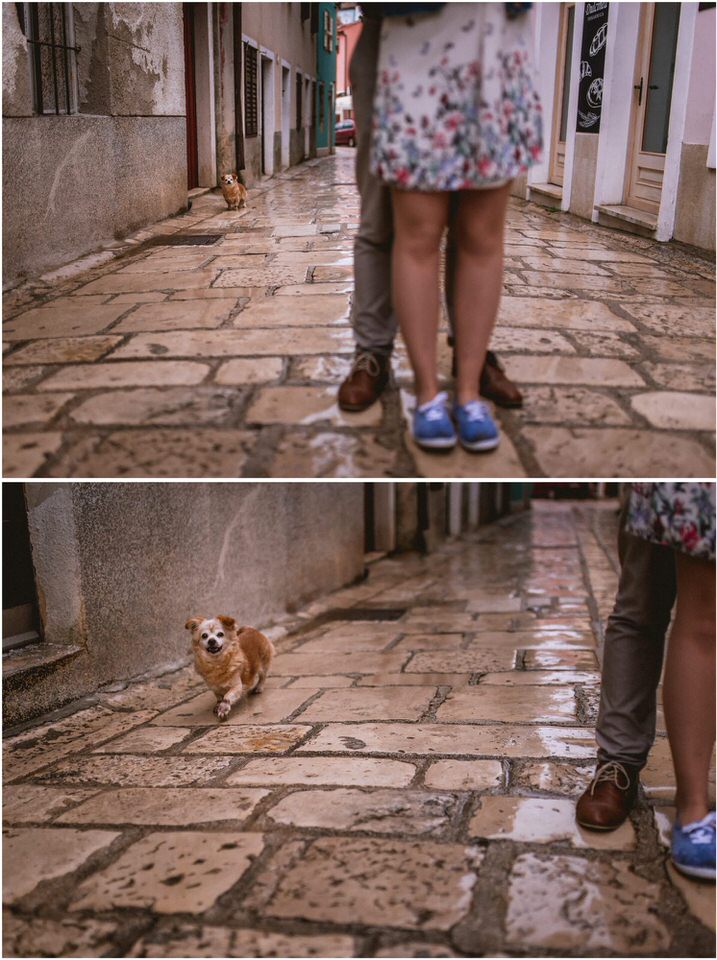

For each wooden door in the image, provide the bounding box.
[549,3,575,187]
[625,3,681,213]
[183,3,199,190]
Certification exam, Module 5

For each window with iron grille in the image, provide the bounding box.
[20,2,79,115]
[244,42,258,138]
[296,72,303,131]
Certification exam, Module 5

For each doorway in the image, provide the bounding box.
[183,3,199,189]
[625,3,681,213]
[261,55,275,176]
[549,3,575,187]
[281,65,291,169]
[3,484,41,652]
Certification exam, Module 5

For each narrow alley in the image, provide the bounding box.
[3,151,715,479]
[4,501,714,958]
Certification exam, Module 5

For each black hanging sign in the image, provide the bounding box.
[577,2,609,133]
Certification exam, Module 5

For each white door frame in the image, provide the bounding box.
[593,2,696,240]
[193,4,217,187]
[558,0,583,212]
[528,3,561,188]
[280,59,291,169]
[260,48,276,177]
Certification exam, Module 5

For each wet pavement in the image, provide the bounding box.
[3,501,715,957]
[3,150,715,478]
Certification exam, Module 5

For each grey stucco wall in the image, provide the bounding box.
[674,143,716,252]
[10,483,364,723]
[2,3,187,285]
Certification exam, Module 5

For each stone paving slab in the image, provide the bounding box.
[2,503,714,958]
[4,151,714,477]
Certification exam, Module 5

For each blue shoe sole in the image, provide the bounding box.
[414,434,457,450]
[458,435,500,452]
[671,859,716,880]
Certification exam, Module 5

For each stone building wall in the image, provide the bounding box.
[7,482,365,724]
[2,3,187,285]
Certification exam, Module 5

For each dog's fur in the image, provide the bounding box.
[220,173,247,210]
[185,615,274,720]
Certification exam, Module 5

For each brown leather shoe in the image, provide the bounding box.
[480,351,523,408]
[576,760,640,831]
[338,351,390,412]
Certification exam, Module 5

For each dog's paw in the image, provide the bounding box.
[214,701,231,721]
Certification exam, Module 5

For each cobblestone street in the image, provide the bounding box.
[3,150,715,478]
[3,501,715,957]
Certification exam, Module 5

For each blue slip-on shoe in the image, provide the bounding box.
[412,391,457,450]
[671,811,716,880]
[453,399,500,452]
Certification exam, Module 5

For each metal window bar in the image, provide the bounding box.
[26,3,80,115]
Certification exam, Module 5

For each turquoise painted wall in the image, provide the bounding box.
[316,2,337,150]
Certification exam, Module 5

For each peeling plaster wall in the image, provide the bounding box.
[10,483,364,723]
[2,2,187,285]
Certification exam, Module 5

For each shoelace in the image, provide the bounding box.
[418,392,449,421]
[461,400,489,422]
[683,812,716,844]
[351,352,381,378]
[589,760,632,795]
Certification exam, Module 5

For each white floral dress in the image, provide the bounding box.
[370,2,543,191]
[627,483,716,562]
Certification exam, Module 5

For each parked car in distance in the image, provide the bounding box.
[335,119,356,147]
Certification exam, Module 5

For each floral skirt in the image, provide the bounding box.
[370,2,544,191]
[626,483,716,562]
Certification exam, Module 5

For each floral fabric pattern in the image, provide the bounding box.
[627,483,716,562]
[370,2,543,191]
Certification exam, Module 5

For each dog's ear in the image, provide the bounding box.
[217,615,236,631]
[185,616,203,631]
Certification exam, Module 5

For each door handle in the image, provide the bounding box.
[634,77,643,106]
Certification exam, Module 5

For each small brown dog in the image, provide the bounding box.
[220,173,247,210]
[185,615,274,721]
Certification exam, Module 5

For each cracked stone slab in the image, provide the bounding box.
[4,335,123,365]
[505,853,670,953]
[3,827,120,903]
[67,386,240,427]
[294,686,437,722]
[513,761,595,796]
[469,796,635,849]
[2,913,120,959]
[272,651,410,676]
[33,754,234,786]
[4,392,75,428]
[3,707,157,781]
[405,650,519,673]
[436,685,577,723]
[109,326,355,359]
[47,428,256,478]
[263,836,483,930]
[227,756,416,788]
[232,294,349,327]
[3,303,130,340]
[128,925,355,958]
[70,831,264,914]
[57,786,268,826]
[183,724,312,754]
[93,725,191,753]
[2,785,100,824]
[266,788,458,836]
[37,360,210,391]
[112,298,238,333]
[3,431,64,477]
[424,759,503,791]
[151,689,315,726]
[298,723,596,758]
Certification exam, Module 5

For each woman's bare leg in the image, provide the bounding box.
[663,552,716,825]
[391,189,450,406]
[452,183,512,406]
